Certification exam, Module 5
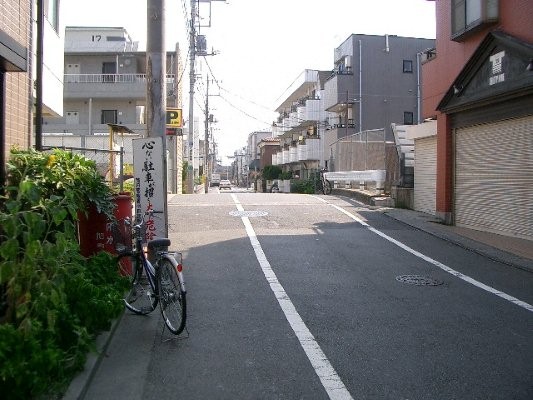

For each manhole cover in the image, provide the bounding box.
[395,275,443,286]
[229,210,268,217]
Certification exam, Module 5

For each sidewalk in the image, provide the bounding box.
[333,187,533,272]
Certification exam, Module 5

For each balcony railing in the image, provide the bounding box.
[272,138,321,165]
[64,73,176,100]
[65,73,176,84]
[323,73,356,112]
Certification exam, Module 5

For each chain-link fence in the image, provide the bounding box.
[328,128,400,193]
[43,134,138,190]
[43,145,128,189]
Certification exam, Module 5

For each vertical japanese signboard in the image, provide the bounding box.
[133,137,167,241]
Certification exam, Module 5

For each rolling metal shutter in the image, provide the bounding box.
[455,115,533,240]
[414,136,437,215]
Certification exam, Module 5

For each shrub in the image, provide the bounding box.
[291,179,315,194]
[280,171,293,180]
[0,149,128,399]
[262,165,282,180]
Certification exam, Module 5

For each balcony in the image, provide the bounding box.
[64,73,176,101]
[323,72,356,112]
[289,146,298,163]
[271,139,321,165]
[298,138,320,161]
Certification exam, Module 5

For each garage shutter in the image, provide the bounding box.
[455,115,533,240]
[414,136,437,215]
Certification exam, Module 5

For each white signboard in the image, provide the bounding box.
[133,137,167,241]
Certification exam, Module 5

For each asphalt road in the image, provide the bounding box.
[84,192,533,400]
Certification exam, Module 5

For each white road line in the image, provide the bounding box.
[231,194,353,400]
[315,196,533,313]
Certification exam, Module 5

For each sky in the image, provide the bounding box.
[62,0,436,165]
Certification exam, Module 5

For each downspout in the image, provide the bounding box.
[359,39,362,132]
[35,0,44,150]
[416,52,421,124]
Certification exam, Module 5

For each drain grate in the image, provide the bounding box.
[395,275,443,286]
[229,210,268,217]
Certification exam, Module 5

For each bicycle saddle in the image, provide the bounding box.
[147,238,171,250]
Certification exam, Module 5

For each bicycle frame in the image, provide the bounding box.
[122,210,187,334]
[131,217,157,290]
[129,212,186,296]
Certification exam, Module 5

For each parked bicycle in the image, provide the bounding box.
[116,210,187,335]
[315,168,332,195]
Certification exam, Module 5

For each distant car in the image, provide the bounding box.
[219,179,231,189]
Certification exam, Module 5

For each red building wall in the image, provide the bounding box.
[422,0,533,222]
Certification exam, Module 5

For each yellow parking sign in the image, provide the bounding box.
[166,108,182,128]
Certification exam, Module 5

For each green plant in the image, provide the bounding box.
[0,148,128,399]
[6,148,116,219]
[291,179,315,194]
[118,178,134,196]
[280,171,293,180]
[262,165,282,180]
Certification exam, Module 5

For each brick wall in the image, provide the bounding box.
[1,0,32,157]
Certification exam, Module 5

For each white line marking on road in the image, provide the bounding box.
[314,196,533,313]
[231,194,353,400]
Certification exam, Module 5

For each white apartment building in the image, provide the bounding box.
[42,26,185,193]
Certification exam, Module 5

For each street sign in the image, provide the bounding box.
[133,137,167,240]
[166,108,183,128]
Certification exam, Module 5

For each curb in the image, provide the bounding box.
[62,311,125,400]
[381,209,533,274]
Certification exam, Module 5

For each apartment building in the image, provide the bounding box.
[421,0,533,240]
[43,26,182,136]
[273,69,331,179]
[272,35,434,187]
[324,34,435,140]
[1,0,64,185]
[247,130,272,173]
[42,26,185,193]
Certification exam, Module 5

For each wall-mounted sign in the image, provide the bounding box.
[166,108,183,128]
[489,51,505,86]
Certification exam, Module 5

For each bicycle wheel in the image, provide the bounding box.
[157,258,187,335]
[119,252,157,315]
[322,179,332,195]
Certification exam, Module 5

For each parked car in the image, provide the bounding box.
[219,179,231,189]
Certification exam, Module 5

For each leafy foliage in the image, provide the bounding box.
[262,165,282,180]
[290,179,315,194]
[280,170,293,180]
[0,149,128,399]
[5,148,116,219]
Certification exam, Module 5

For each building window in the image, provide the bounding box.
[403,112,414,125]
[101,110,117,124]
[403,60,413,73]
[451,0,499,41]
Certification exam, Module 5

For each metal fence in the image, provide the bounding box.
[43,145,128,191]
[328,128,400,193]
[329,129,387,172]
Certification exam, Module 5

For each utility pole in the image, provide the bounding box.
[187,0,197,192]
[187,0,224,193]
[145,0,168,237]
[204,76,210,193]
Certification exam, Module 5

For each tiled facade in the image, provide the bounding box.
[1,0,32,156]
